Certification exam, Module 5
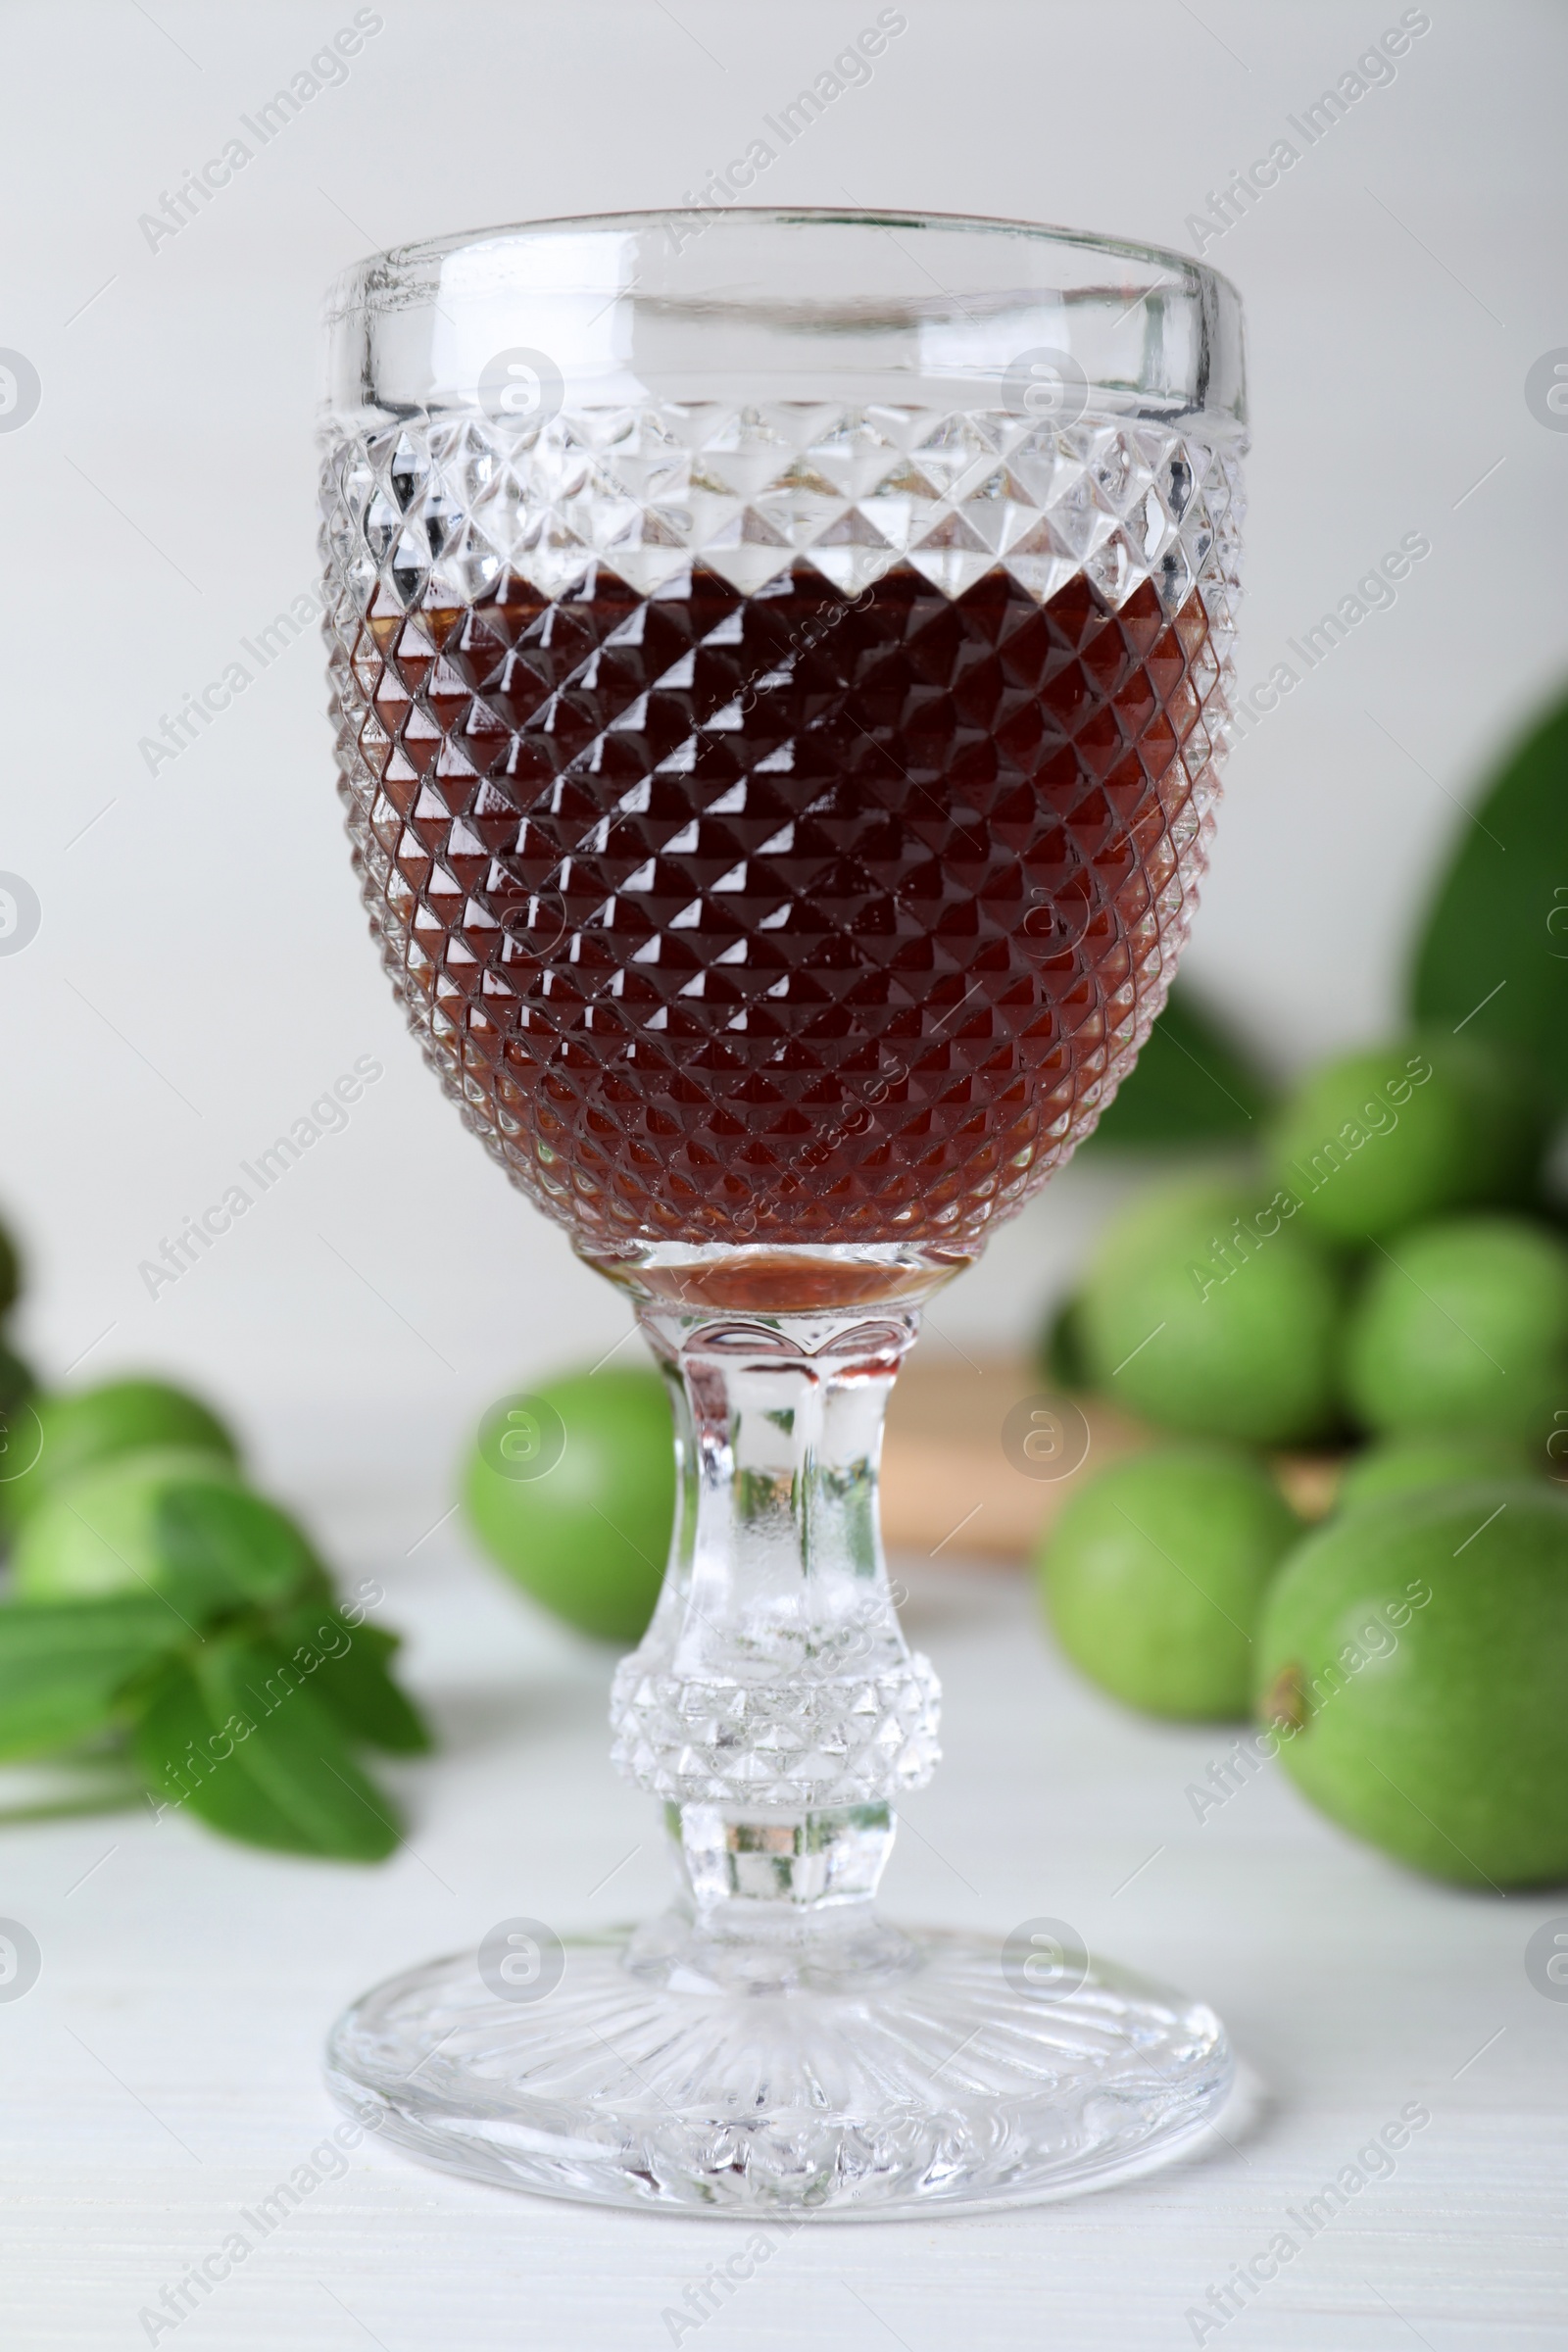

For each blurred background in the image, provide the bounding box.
[2,0,1563,1510]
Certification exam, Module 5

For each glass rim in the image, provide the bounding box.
[326,204,1242,318]
[323,204,1245,432]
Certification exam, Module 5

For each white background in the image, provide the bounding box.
[3,0,1564,1483]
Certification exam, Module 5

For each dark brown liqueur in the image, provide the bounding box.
[336,561,1220,1250]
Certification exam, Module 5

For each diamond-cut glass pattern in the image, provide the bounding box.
[320,404,1242,1249]
[610,1651,940,1810]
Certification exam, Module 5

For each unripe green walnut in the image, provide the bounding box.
[1078,1181,1342,1446]
[1269,1038,1542,1245]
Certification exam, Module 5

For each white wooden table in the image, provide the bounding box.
[4,1470,1564,2352]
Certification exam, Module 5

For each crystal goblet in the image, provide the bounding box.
[319,209,1246,2216]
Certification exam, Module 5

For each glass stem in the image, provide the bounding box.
[610,1305,941,1990]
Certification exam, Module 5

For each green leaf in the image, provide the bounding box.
[132,1637,403,1860]
[1038,1294,1091,1389]
[270,1603,431,1755]
[1410,689,1568,1102]
[197,1635,402,1860]
[154,1483,321,1615]
[134,1664,313,1851]
[0,1596,187,1762]
[1083,981,1276,1151]
[0,1338,33,1417]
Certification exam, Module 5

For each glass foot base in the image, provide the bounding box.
[326,1925,1232,2218]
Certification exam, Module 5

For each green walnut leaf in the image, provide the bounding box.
[1038,1293,1091,1389]
[0,1338,34,1418]
[134,1664,311,1852]
[200,1634,402,1860]
[1084,981,1275,1151]
[132,1635,405,1861]
[1410,688,1568,1103]
[154,1483,325,1616]
[0,1596,187,1761]
[0,1217,21,1316]
[133,1635,403,1861]
[270,1602,431,1755]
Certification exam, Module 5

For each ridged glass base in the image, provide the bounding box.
[325,1923,1232,2218]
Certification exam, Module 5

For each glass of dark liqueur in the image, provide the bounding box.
[320,211,1247,2217]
